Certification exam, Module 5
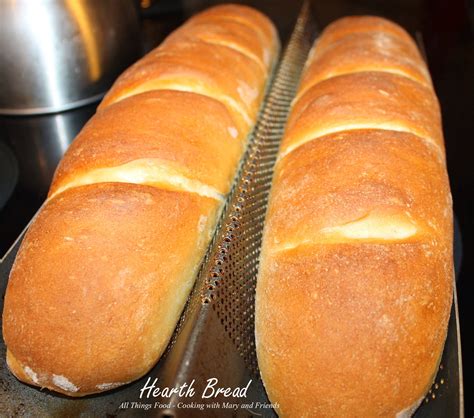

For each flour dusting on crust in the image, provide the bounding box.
[52,374,79,393]
[23,366,39,384]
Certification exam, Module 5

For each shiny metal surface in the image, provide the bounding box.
[0,106,96,197]
[0,0,140,115]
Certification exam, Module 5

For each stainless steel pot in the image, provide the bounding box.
[0,104,96,197]
[0,0,140,115]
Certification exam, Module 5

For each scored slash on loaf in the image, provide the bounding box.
[2,4,279,397]
[255,16,453,417]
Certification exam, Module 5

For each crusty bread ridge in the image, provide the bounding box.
[2,4,279,397]
[256,16,452,417]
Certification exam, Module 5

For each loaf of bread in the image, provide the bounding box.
[255,16,452,417]
[2,4,278,397]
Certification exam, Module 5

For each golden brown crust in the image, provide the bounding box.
[99,40,265,131]
[315,15,418,50]
[266,130,451,251]
[284,72,443,157]
[299,31,431,95]
[50,90,243,197]
[256,15,452,418]
[256,242,452,417]
[97,4,280,135]
[3,183,219,396]
[164,19,269,73]
[97,3,280,130]
[187,3,279,63]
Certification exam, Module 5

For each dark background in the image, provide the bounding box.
[0,0,472,415]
